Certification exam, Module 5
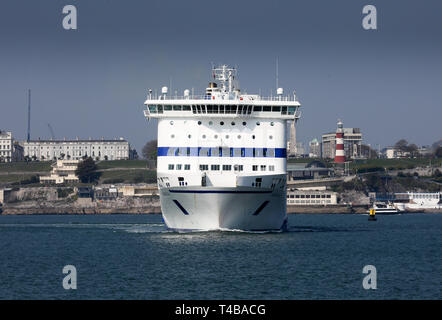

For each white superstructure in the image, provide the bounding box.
[143,65,301,231]
[395,192,441,211]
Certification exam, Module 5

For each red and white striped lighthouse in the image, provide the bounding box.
[334,120,345,163]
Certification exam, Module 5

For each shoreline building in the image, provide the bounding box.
[23,137,132,161]
[309,138,321,158]
[0,130,24,162]
[40,160,80,184]
[322,126,362,160]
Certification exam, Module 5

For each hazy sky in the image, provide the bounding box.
[1,0,441,153]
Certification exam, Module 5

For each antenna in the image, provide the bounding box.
[276,57,279,90]
[27,89,31,142]
[47,123,55,140]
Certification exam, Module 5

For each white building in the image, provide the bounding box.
[40,160,80,184]
[23,138,131,161]
[287,190,337,205]
[0,130,24,162]
[309,138,321,158]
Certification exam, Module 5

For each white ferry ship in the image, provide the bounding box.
[143,65,301,231]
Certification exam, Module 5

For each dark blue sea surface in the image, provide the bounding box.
[0,213,440,299]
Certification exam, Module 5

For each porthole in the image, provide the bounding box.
[214,135,218,139]
[237,135,241,139]
[170,121,174,125]
[252,135,256,139]
[171,134,175,138]
[220,121,224,125]
[202,135,206,139]
[256,122,260,126]
[188,134,192,139]
[209,121,213,125]
[270,122,275,126]
[225,135,229,139]
[198,121,202,125]
[231,121,235,126]
[242,121,247,126]
[269,135,273,139]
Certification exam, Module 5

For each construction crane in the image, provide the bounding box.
[47,123,55,140]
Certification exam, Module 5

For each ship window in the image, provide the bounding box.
[222,147,230,157]
[214,135,218,139]
[176,164,182,170]
[267,148,275,157]
[202,135,206,139]
[222,165,231,171]
[168,164,174,170]
[260,165,266,171]
[220,121,224,126]
[167,147,177,156]
[211,164,220,171]
[256,121,260,126]
[270,122,275,126]
[237,135,241,139]
[209,121,213,125]
[211,147,220,157]
[148,105,157,113]
[288,107,296,115]
[157,105,163,113]
[225,135,229,139]
[252,165,258,171]
[281,106,287,115]
[254,106,262,112]
[207,105,213,113]
[234,164,243,171]
[263,106,271,112]
[242,122,247,126]
[272,106,281,112]
[188,134,191,139]
[173,105,182,111]
[327,195,331,198]
[164,105,172,111]
[252,135,255,140]
[183,105,191,111]
[269,165,275,171]
[184,164,190,170]
[199,148,210,156]
[231,121,235,126]
[200,164,208,170]
[198,121,202,125]
[212,105,219,113]
[233,148,242,157]
[237,106,243,114]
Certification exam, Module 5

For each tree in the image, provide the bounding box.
[142,140,157,160]
[435,147,442,158]
[75,157,100,183]
[395,139,408,152]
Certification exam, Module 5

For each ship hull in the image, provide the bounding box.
[159,187,287,231]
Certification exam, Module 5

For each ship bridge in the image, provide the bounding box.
[144,64,301,120]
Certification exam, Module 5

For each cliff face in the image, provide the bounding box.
[2,197,161,215]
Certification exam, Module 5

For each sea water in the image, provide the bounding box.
[0,213,440,299]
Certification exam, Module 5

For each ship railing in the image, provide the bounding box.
[145,95,298,102]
